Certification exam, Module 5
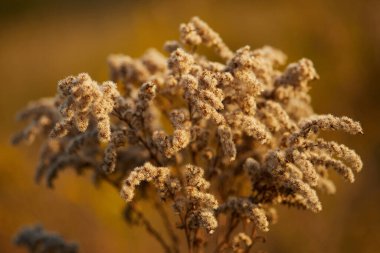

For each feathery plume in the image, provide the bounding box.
[50,73,120,142]
[180,16,233,60]
[121,162,180,202]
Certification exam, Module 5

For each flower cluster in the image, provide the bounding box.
[14,225,77,253]
[13,16,363,253]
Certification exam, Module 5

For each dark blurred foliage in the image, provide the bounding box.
[0,0,379,252]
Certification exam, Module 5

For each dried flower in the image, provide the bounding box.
[13,16,363,253]
[153,109,191,158]
[180,16,233,60]
[232,233,252,253]
[217,125,237,161]
[14,225,78,253]
[184,164,218,234]
[120,162,180,202]
[217,197,269,232]
[50,73,120,142]
[289,114,363,145]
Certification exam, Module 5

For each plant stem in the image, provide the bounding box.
[214,215,239,253]
[154,199,180,253]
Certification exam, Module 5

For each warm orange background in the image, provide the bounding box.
[1,0,379,252]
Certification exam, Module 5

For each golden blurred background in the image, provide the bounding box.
[1,0,379,252]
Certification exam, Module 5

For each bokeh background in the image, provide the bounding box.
[1,0,379,252]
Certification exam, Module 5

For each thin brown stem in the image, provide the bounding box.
[187,102,197,166]
[214,215,239,253]
[184,210,193,253]
[193,228,205,253]
[132,203,173,253]
[206,140,221,180]
[244,225,257,253]
[113,109,163,166]
[100,170,173,253]
[154,199,180,253]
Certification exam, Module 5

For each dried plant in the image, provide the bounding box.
[13,17,363,253]
[14,225,78,253]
